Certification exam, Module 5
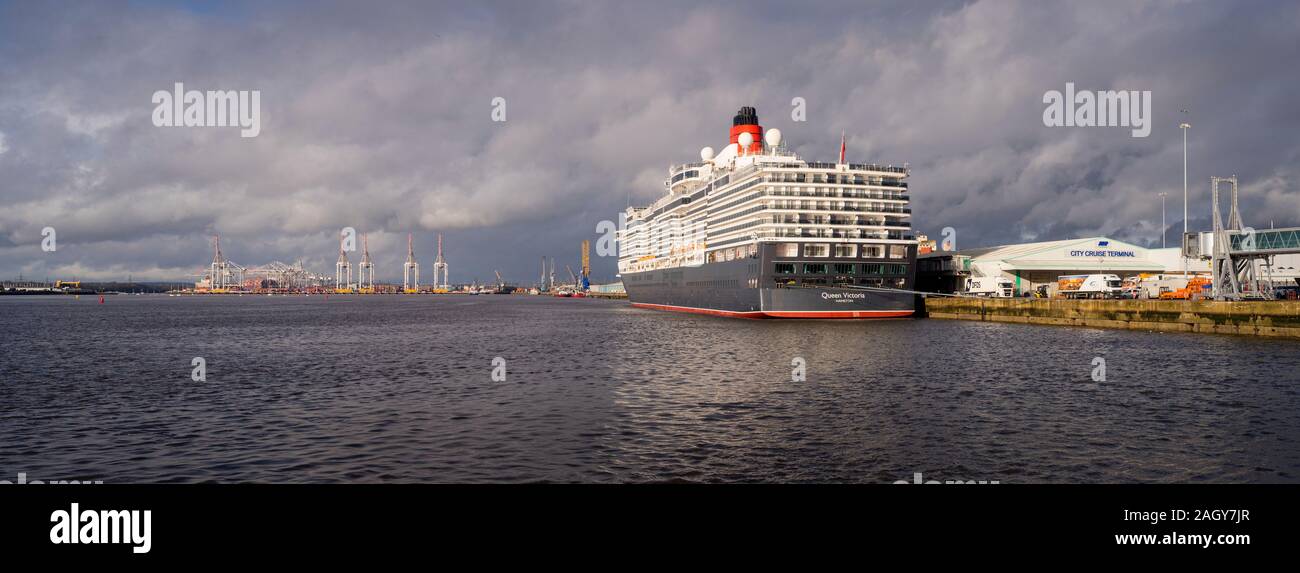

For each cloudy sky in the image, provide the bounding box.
[2,0,1298,283]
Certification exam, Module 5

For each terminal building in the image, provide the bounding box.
[917,236,1212,296]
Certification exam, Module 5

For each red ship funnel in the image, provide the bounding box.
[729,106,763,155]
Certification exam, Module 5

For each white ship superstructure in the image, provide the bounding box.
[619,107,914,284]
[617,107,917,319]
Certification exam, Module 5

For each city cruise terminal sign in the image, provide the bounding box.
[1067,241,1136,258]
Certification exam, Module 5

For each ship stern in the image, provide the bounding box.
[760,286,914,319]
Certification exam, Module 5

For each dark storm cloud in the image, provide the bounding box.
[1,0,1298,282]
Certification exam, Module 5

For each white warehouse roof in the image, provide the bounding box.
[947,237,1179,272]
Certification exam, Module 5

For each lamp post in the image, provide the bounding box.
[1180,116,1191,276]
[1158,192,1168,249]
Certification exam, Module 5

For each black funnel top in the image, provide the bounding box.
[733,106,759,126]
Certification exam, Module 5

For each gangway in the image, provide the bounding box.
[1205,176,1300,300]
[1228,227,1300,255]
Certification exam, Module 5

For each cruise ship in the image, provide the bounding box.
[617,106,917,318]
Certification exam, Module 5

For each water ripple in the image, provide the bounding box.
[1,295,1297,483]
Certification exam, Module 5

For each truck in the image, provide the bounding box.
[965,276,1015,297]
[1056,274,1123,299]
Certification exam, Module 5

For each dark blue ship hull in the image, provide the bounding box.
[623,243,916,319]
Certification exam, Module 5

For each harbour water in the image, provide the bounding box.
[2,295,1297,483]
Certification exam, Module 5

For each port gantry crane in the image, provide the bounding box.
[243,260,312,291]
[357,233,375,292]
[402,233,419,293]
[210,234,229,290]
[206,234,246,290]
[195,235,336,292]
[210,234,228,289]
[334,231,352,291]
[432,233,449,290]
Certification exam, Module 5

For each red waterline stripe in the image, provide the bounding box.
[631,302,766,319]
[631,302,913,319]
[763,310,914,319]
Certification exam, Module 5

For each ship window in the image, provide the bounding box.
[834,244,857,257]
[803,263,828,274]
[862,263,883,275]
[777,243,798,257]
[833,263,855,275]
[889,245,908,259]
[803,244,829,257]
[775,263,795,274]
[862,245,884,258]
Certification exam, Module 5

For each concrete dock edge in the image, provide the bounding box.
[922,298,1300,339]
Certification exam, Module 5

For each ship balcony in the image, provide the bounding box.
[764,205,910,214]
[760,173,908,189]
[669,162,706,182]
[768,215,911,227]
[865,180,909,189]
[668,168,704,188]
[762,187,908,201]
[767,220,912,230]
[764,228,911,240]
[852,206,910,214]
[798,161,909,175]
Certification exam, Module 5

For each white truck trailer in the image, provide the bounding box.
[1057,274,1123,299]
[965,276,1015,297]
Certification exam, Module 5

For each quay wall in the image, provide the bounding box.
[921,297,1300,339]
